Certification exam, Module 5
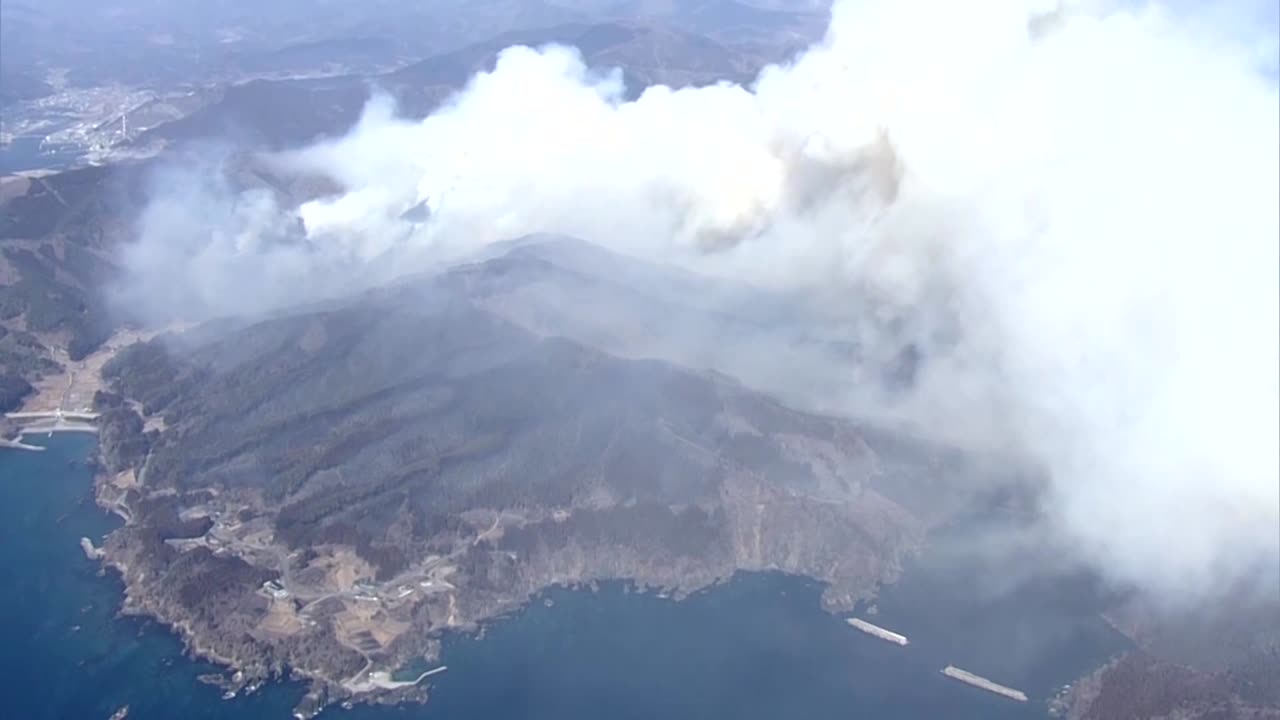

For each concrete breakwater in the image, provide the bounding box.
[845,618,909,646]
[0,437,45,451]
[843,619,1028,702]
[941,665,1028,702]
[80,537,105,560]
[18,423,98,436]
[344,665,448,694]
[2,410,100,450]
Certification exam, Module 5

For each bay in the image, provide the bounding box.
[0,435,1128,719]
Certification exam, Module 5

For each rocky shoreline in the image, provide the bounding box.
[85,454,922,719]
[60,333,1276,720]
[80,377,951,718]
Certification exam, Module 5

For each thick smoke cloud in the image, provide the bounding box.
[116,0,1279,606]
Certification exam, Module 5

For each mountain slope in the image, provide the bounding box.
[93,237,983,715]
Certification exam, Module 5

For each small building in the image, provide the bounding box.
[262,580,289,599]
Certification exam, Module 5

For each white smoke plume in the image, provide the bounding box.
[118,0,1279,606]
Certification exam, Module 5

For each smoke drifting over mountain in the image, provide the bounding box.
[117,0,1279,607]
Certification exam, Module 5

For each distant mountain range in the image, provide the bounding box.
[0,0,823,98]
[138,19,792,150]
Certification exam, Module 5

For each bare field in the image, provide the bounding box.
[258,599,307,637]
[22,329,159,413]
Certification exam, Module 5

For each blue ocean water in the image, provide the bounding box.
[1,435,1129,720]
[0,136,81,174]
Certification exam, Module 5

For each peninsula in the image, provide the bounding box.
[84,237,988,718]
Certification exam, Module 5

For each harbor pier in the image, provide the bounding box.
[941,665,1028,702]
[845,617,909,646]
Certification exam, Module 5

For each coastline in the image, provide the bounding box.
[0,420,100,451]
[78,427,1001,720]
[0,327,156,452]
[80,388,910,718]
[5,326,1134,720]
[2,429,1134,720]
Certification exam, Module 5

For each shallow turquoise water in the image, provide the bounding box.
[1,435,1128,719]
